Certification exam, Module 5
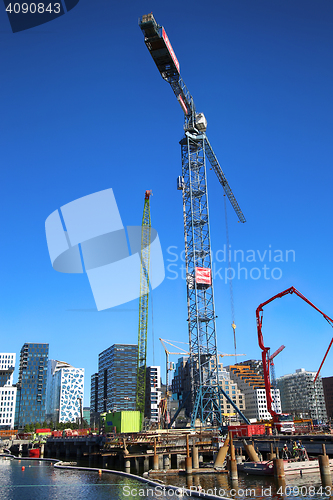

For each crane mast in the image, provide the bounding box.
[139,14,248,427]
[136,190,152,415]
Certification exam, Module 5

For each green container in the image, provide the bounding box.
[101,411,142,433]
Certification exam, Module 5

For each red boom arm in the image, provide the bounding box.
[256,286,333,417]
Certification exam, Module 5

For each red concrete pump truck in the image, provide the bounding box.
[256,286,333,435]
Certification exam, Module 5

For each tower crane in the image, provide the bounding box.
[136,190,152,415]
[256,286,333,433]
[139,14,248,428]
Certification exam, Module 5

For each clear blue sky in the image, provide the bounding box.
[0,0,332,406]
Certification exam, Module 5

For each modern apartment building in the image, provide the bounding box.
[236,359,264,379]
[277,368,327,421]
[0,353,17,429]
[46,360,84,423]
[15,343,49,428]
[145,366,161,423]
[96,344,137,413]
[227,364,281,420]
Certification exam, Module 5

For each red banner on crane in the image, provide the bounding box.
[162,27,180,74]
[195,267,211,285]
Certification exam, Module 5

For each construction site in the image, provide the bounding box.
[2,10,333,496]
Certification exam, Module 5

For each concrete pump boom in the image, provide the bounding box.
[256,286,333,417]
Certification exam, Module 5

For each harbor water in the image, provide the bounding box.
[1,456,333,500]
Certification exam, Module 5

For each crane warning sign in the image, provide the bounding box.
[195,267,211,285]
[162,27,180,74]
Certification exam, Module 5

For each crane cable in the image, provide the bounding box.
[223,194,237,364]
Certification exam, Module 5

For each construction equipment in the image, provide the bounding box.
[268,345,285,412]
[139,13,248,428]
[136,190,152,415]
[159,338,189,425]
[256,286,333,433]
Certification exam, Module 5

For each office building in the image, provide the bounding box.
[97,344,137,413]
[90,372,99,428]
[277,368,327,420]
[227,364,281,420]
[15,343,49,428]
[46,360,84,423]
[322,377,333,420]
[0,353,17,429]
[145,366,161,423]
[171,357,245,421]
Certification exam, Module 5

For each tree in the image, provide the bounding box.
[42,421,48,429]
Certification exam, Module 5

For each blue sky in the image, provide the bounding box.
[0,0,332,407]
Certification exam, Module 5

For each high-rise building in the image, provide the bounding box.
[90,372,99,428]
[0,353,17,429]
[97,344,137,413]
[277,368,327,420]
[15,343,49,428]
[171,357,246,421]
[322,377,333,420]
[226,364,281,420]
[145,366,161,423]
[46,360,84,423]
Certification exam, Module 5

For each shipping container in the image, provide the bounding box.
[228,424,266,438]
[101,411,142,433]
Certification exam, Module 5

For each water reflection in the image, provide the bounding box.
[2,457,333,500]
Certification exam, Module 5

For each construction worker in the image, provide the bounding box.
[282,443,289,459]
[292,440,298,458]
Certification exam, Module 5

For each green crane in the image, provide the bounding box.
[136,190,152,415]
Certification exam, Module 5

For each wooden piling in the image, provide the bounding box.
[319,444,332,487]
[153,438,159,470]
[267,442,276,460]
[214,435,229,468]
[229,432,238,481]
[274,458,285,479]
[192,444,199,469]
[185,434,192,474]
[243,439,260,462]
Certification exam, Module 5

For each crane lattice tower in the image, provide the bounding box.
[139,14,248,427]
[136,190,152,415]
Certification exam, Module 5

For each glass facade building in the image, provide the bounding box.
[15,343,49,428]
[90,372,99,428]
[0,353,17,429]
[97,344,137,413]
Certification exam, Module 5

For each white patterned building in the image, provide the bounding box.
[46,360,84,423]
